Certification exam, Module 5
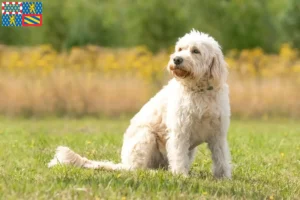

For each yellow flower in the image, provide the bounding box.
[279,43,297,60]
[86,140,92,144]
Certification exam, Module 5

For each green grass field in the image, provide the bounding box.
[0,117,299,199]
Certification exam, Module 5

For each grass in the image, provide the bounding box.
[0,117,299,199]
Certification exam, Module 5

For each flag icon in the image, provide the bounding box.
[1,2,22,14]
[22,14,42,26]
[2,14,21,26]
[1,2,42,27]
[22,2,42,14]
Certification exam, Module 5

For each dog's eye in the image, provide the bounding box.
[178,48,182,52]
[192,49,200,54]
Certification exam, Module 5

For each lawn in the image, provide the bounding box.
[0,117,299,199]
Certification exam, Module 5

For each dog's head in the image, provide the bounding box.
[167,30,228,87]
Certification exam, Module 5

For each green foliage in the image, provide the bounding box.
[123,0,188,51]
[0,117,299,199]
[0,0,297,52]
[281,0,300,48]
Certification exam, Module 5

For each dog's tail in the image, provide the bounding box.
[48,146,129,170]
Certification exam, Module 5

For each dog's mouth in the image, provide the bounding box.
[169,65,191,78]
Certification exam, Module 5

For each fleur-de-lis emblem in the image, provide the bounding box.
[9,15,16,26]
[29,3,36,14]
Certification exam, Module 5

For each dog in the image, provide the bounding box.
[48,29,232,179]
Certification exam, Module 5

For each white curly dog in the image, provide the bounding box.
[48,30,232,179]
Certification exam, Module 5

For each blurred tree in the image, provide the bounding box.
[188,0,280,52]
[41,0,68,50]
[123,0,188,51]
[62,0,122,48]
[281,0,300,48]
[0,0,295,52]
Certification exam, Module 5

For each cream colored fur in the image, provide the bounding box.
[48,30,232,179]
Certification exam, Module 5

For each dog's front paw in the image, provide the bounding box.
[170,167,189,177]
[213,167,231,179]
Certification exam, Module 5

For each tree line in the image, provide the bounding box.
[0,0,299,52]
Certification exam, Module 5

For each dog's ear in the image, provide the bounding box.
[209,53,228,84]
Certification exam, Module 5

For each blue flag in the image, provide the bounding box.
[2,14,22,26]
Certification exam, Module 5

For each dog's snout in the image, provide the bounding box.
[173,56,183,65]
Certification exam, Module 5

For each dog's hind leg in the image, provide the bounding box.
[121,127,165,170]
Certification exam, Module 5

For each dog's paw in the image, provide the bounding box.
[170,167,189,177]
[213,168,231,179]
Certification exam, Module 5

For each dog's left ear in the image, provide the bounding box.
[209,53,228,84]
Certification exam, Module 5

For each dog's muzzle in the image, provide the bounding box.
[169,57,190,78]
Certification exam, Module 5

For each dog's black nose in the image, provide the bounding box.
[173,56,183,65]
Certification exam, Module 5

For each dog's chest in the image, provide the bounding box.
[186,93,221,145]
[184,92,220,118]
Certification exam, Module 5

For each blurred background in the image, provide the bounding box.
[0,0,299,118]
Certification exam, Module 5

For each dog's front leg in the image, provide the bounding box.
[208,135,231,179]
[166,130,190,176]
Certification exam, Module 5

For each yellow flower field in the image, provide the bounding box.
[0,44,299,117]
